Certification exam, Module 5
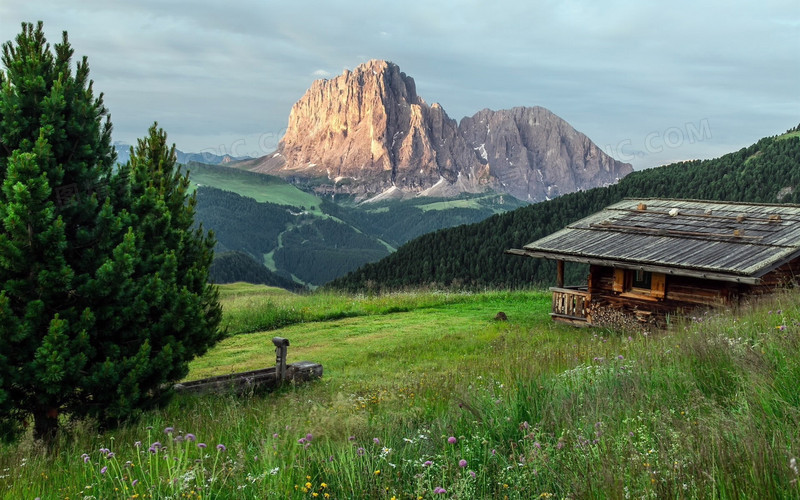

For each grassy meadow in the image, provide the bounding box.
[3,284,800,499]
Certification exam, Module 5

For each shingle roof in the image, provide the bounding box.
[507,199,800,284]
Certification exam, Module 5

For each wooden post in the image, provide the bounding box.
[556,260,565,288]
[272,337,290,384]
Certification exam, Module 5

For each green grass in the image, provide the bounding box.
[4,285,800,498]
[186,163,323,212]
[778,130,800,141]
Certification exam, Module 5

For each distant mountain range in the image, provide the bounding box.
[237,60,632,203]
[114,141,249,166]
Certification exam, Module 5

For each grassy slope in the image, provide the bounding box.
[186,162,323,212]
[5,283,800,498]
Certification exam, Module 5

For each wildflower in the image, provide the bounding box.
[164,427,174,434]
[469,470,476,478]
[357,447,365,456]
[374,470,381,475]
[107,452,115,458]
[447,436,457,444]
[306,433,314,441]
[81,454,90,463]
[270,467,280,475]
[134,441,142,448]
[321,483,327,488]
[298,438,307,444]
[216,444,227,452]
[433,487,447,494]
[423,460,433,467]
[198,443,207,449]
[305,482,312,489]
[132,479,139,487]
[459,459,468,468]
[185,433,196,442]
[617,355,624,360]
[373,437,380,445]
[273,433,280,439]
[348,435,355,441]
[491,449,497,455]
[100,466,107,474]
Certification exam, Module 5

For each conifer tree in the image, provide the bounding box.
[0,22,222,441]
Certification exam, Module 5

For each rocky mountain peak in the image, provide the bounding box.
[250,60,632,202]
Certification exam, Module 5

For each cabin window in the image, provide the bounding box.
[613,268,666,299]
[632,270,652,290]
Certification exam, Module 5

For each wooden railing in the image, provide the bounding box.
[550,286,590,324]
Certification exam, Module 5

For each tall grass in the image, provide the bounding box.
[3,287,800,498]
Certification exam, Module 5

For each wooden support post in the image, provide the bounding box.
[272,337,290,384]
[556,260,565,288]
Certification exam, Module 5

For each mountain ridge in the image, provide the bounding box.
[242,60,632,202]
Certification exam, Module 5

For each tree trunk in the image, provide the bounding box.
[32,407,59,443]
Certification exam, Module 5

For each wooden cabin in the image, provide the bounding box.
[507,199,800,326]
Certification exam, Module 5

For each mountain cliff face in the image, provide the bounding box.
[250,60,632,202]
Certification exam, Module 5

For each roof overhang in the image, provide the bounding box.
[505,248,763,285]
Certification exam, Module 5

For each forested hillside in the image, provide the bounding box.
[208,251,304,291]
[327,128,800,291]
[193,183,523,287]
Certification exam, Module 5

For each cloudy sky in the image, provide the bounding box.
[2,0,798,169]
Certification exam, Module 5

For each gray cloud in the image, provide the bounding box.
[2,0,798,167]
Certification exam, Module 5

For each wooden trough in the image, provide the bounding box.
[173,337,323,395]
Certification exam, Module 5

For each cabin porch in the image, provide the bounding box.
[550,286,590,326]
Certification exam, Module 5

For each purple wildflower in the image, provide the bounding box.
[185,433,196,442]
[423,460,433,467]
[164,427,174,434]
[152,441,161,449]
[447,436,457,444]
[148,446,157,454]
[433,487,447,494]
[134,441,142,448]
[298,438,306,444]
[216,444,227,452]
[82,454,90,463]
[273,433,279,439]
[107,452,115,458]
[306,433,313,441]
[373,437,380,445]
[459,459,468,468]
[617,354,624,360]
[198,443,207,449]
[132,479,139,487]
[100,466,107,474]
[348,435,355,441]
[469,470,476,478]
[357,447,365,456]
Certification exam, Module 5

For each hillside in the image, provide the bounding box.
[328,126,800,291]
[242,60,632,202]
[193,180,526,287]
